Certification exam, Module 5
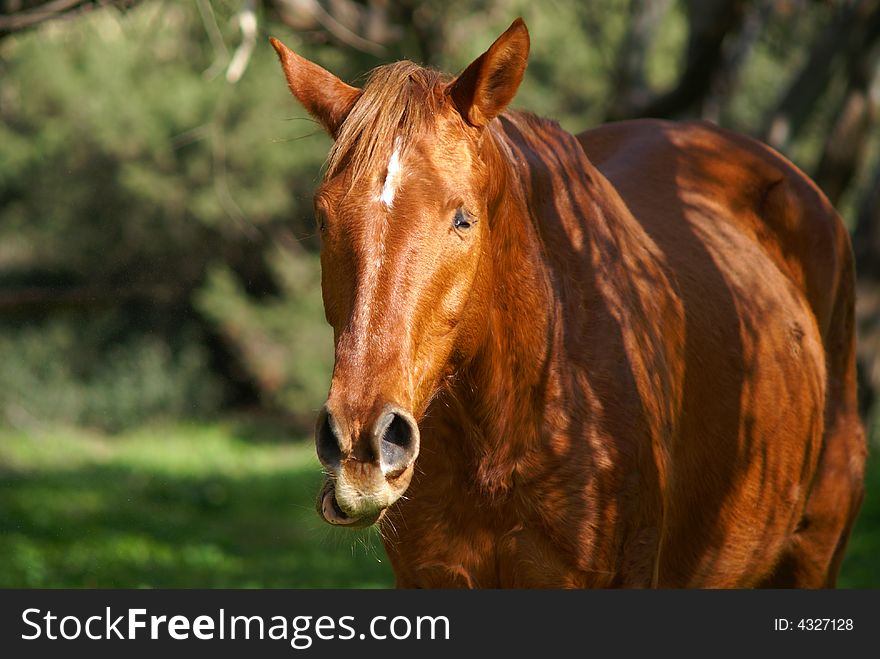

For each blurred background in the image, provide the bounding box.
[0,0,877,588]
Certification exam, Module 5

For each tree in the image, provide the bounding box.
[0,0,140,38]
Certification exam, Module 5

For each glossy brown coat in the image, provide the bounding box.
[271,20,866,587]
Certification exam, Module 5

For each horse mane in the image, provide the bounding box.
[326,61,448,183]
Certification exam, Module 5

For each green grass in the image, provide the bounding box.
[0,422,394,588]
[838,414,880,588]
[0,419,876,588]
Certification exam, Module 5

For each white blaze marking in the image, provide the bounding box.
[379,139,403,207]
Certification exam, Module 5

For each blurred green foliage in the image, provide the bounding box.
[197,247,331,420]
[0,313,220,432]
[0,1,334,430]
[2,0,876,430]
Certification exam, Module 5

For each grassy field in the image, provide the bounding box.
[0,422,394,588]
[0,420,876,588]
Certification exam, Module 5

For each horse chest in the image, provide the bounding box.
[381,473,634,588]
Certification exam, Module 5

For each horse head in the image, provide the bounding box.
[272,20,530,527]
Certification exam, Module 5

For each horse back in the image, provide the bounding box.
[579,119,849,334]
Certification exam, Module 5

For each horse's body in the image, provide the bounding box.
[384,116,865,587]
[271,19,866,588]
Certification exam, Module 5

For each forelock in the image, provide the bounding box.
[326,61,448,184]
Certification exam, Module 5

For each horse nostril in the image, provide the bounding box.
[379,411,419,474]
[315,408,342,468]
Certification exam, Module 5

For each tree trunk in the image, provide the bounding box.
[606,0,673,121]
[617,0,748,120]
[761,1,871,151]
[853,139,880,419]
[813,3,880,205]
[700,0,769,123]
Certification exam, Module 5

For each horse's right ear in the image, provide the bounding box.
[270,38,362,139]
[449,18,530,128]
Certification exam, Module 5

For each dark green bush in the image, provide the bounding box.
[0,313,222,433]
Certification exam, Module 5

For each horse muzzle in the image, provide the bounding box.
[314,402,420,527]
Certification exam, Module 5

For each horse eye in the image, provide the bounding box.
[453,208,474,231]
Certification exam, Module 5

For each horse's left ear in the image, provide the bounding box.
[270,37,362,139]
[449,18,530,128]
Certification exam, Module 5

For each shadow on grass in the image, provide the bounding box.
[0,462,394,588]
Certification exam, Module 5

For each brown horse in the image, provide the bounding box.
[270,18,866,587]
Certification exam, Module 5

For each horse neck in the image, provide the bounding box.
[443,114,574,496]
[441,112,678,500]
